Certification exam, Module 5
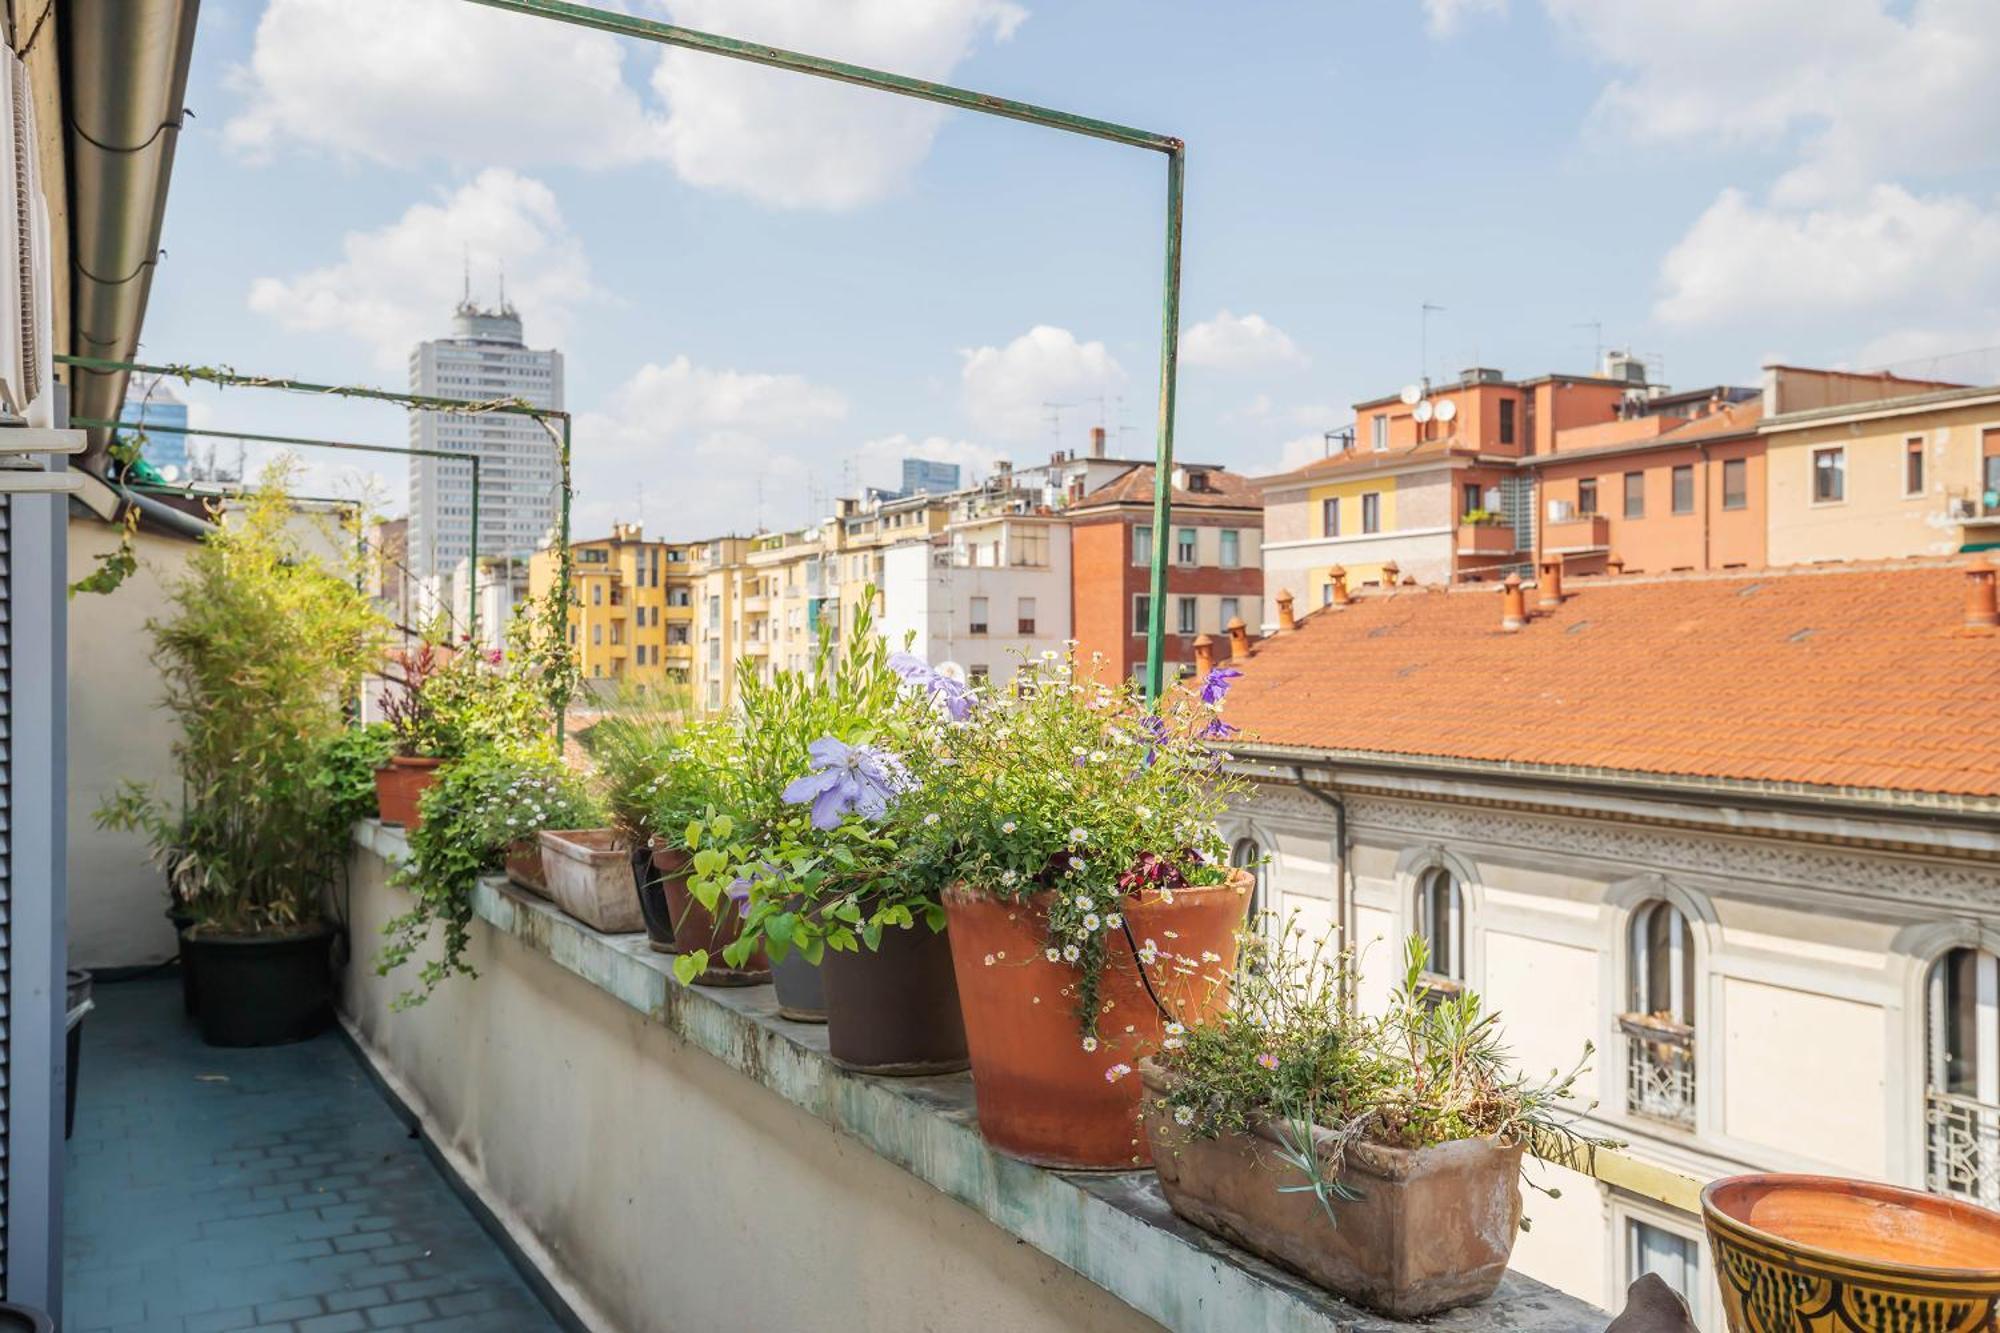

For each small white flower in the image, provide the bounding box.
[1105,913,1123,929]
[1081,1036,1099,1052]
[1001,821,1017,834]
[1041,650,1058,661]
[1135,806,1152,820]
[983,953,996,966]
[1045,947,1062,963]
[1074,893,1094,910]
[1163,1036,1184,1050]
[1083,913,1102,931]
[1089,750,1107,764]
[1069,856,1087,872]
[923,812,940,826]
[1159,888,1175,904]
[1173,1105,1195,1126]
[1071,745,1087,757]
[1062,944,1081,962]
[1165,1022,1185,1036]
[1068,827,1088,843]
[1000,869,1018,886]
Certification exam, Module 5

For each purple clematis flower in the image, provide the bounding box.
[888,651,977,720]
[1201,716,1239,740]
[782,736,912,830]
[1199,666,1243,707]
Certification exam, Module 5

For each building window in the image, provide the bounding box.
[1627,1220,1702,1319]
[1907,438,1927,496]
[968,596,989,635]
[1462,482,1481,518]
[1219,596,1239,629]
[1926,947,2000,1208]
[1017,596,1036,635]
[1322,497,1341,538]
[1230,838,1263,917]
[592,583,603,605]
[1624,471,1645,519]
[1177,528,1198,565]
[1219,529,1241,569]
[1622,900,1697,1128]
[1813,447,1846,503]
[1414,866,1465,990]
[1578,477,1598,515]
[1132,595,1151,634]
[1361,492,1382,534]
[1671,465,1695,515]
[1722,459,1747,511]
[1132,525,1152,566]
[1499,399,1517,446]
[592,624,603,646]
[968,664,990,684]
[1177,597,1197,635]
[1372,415,1388,451]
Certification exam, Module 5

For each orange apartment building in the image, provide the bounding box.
[1067,461,1263,681]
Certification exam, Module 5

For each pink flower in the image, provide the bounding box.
[1256,1051,1279,1071]
[1104,1062,1133,1083]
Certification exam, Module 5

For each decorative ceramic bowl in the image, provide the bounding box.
[1702,1173,2000,1332]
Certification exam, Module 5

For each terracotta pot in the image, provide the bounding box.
[538,829,644,934]
[503,840,547,897]
[821,924,968,1075]
[1139,1061,1522,1317]
[374,756,442,829]
[1702,1174,2000,1333]
[941,869,1251,1170]
[641,843,684,953]
[660,876,770,986]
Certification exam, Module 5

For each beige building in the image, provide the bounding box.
[1220,559,2000,1327]
[692,534,752,715]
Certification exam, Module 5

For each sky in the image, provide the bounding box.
[133,0,2000,541]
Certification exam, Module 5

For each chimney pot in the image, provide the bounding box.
[1192,633,1215,675]
[1329,565,1352,608]
[1381,560,1401,586]
[1500,573,1527,631]
[1227,616,1250,659]
[1090,425,1107,458]
[1968,557,1999,628]
[1536,557,1564,609]
[1608,554,1626,576]
[1276,588,1296,631]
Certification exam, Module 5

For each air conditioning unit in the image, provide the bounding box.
[1547,498,1576,523]
[0,49,50,429]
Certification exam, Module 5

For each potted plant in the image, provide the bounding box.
[96,462,387,1046]
[910,649,1253,1166]
[374,641,452,828]
[583,699,704,956]
[1141,931,1606,1317]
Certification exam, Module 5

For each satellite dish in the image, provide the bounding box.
[160,464,182,483]
[1399,383,1423,406]
[1413,400,1435,424]
[1436,399,1459,423]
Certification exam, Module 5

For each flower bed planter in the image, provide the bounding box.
[821,924,967,1074]
[1139,1061,1523,1317]
[941,871,1251,1170]
[539,829,643,934]
[659,869,770,987]
[374,755,442,828]
[503,839,548,897]
[181,923,337,1048]
[1701,1174,2000,1333]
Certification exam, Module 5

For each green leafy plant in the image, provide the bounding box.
[94,459,388,934]
[310,723,395,829]
[1153,926,1613,1225]
[380,616,565,763]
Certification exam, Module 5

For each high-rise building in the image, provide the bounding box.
[407,292,563,579]
[901,457,961,495]
[117,373,189,477]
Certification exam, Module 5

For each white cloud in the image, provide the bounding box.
[1267,433,1333,475]
[1421,0,1505,38]
[225,0,666,169]
[959,325,1125,442]
[650,0,1026,210]
[246,170,599,368]
[1180,310,1308,373]
[1656,185,2000,326]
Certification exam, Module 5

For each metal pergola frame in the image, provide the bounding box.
[462,0,1189,699]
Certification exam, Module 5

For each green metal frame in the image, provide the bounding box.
[462,0,1188,699]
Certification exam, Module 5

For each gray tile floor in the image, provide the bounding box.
[64,977,562,1333]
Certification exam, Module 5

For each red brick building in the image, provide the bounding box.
[1067,461,1263,681]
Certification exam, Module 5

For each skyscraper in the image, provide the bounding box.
[901,457,961,495]
[407,290,564,580]
[117,373,189,477]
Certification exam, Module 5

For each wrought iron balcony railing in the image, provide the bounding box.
[1620,1012,1696,1129]
[1926,1088,2000,1209]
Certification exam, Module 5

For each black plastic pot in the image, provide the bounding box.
[181,925,338,1048]
[168,905,197,1016]
[633,844,675,953]
[771,949,828,1023]
[64,970,92,1141]
[821,924,968,1076]
[0,1301,54,1331]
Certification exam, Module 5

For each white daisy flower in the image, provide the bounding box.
[1082,913,1102,931]
[923,813,940,826]
[1074,893,1094,910]
[1068,827,1088,843]
[1069,856,1087,872]
[1105,913,1123,929]
[1045,948,1061,963]
[1062,944,1081,962]
[1174,1105,1195,1126]
[1001,821,1017,834]
[1081,1036,1099,1052]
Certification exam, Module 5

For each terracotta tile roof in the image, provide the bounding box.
[1224,561,2000,798]
[1657,398,1764,441]
[1256,438,1465,488]
[1077,463,1262,510]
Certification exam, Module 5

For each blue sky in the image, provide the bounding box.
[137,0,2000,539]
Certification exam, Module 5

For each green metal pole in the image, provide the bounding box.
[468,456,481,646]
[1143,148,1186,703]
[556,415,574,747]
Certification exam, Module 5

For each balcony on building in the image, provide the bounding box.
[1456,515,1518,557]
[1544,511,1611,554]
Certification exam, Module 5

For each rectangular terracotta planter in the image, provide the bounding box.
[1139,1062,1523,1318]
[503,840,548,898]
[538,829,643,934]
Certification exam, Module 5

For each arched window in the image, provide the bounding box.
[1413,866,1465,987]
[1622,901,1697,1127]
[1229,838,1264,919]
[1926,947,2000,1206]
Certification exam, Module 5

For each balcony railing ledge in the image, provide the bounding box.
[349,821,1606,1333]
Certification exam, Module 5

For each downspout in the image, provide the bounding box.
[1286,764,1351,964]
[1697,440,1711,571]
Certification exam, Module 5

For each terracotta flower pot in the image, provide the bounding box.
[538,829,644,934]
[821,924,968,1075]
[660,875,770,987]
[1702,1174,2000,1333]
[1139,1061,1522,1317]
[374,755,442,829]
[503,839,547,897]
[941,869,1251,1170]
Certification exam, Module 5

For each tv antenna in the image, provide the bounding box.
[1420,301,1445,386]
[1574,320,1604,367]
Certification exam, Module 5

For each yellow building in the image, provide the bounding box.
[692,535,752,715]
[828,491,956,643]
[1763,378,2000,565]
[528,523,697,692]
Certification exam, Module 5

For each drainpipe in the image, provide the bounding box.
[1697,441,1712,571]
[1286,764,1351,969]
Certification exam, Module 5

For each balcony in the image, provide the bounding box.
[1543,513,1610,554]
[743,594,771,613]
[1927,1089,2000,1208]
[1620,1012,1696,1129]
[1456,519,1518,557]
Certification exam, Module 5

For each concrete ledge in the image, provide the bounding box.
[351,821,1606,1333]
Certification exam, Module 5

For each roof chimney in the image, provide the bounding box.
[1329,566,1352,608]
[1089,425,1107,458]
[1607,554,1626,577]
[1968,557,1999,628]
[1500,573,1527,631]
[1535,557,1564,609]
[1381,560,1400,586]
[1276,588,1296,632]
[1227,616,1250,660]
[1193,633,1214,676]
